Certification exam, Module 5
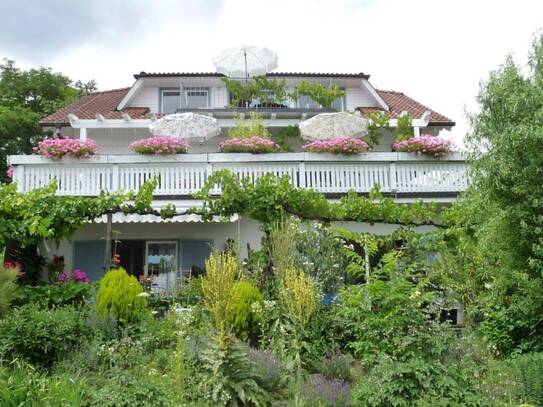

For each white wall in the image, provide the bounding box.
[345,87,377,110]
[129,86,159,113]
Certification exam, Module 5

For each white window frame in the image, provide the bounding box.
[144,240,178,277]
[184,87,209,109]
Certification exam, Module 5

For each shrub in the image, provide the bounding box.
[396,114,414,141]
[228,281,264,342]
[246,347,286,395]
[34,138,98,159]
[219,136,280,153]
[298,374,351,407]
[0,258,18,318]
[227,112,271,139]
[512,352,543,406]
[0,361,87,406]
[303,137,369,155]
[96,268,147,323]
[0,304,90,368]
[129,136,189,155]
[280,268,317,327]
[314,351,354,383]
[292,81,346,108]
[13,281,93,309]
[392,134,455,157]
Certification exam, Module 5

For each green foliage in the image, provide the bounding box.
[364,111,390,148]
[228,281,264,342]
[96,268,147,323]
[273,125,300,151]
[0,59,96,181]
[221,75,288,107]
[0,361,87,406]
[199,337,270,406]
[511,352,543,406]
[0,304,90,368]
[396,113,414,141]
[227,111,271,139]
[291,81,346,108]
[0,256,18,318]
[13,281,93,309]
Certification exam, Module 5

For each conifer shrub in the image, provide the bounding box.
[228,281,264,342]
[96,268,147,323]
[0,258,18,318]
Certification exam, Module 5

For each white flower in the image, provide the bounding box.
[137,292,150,297]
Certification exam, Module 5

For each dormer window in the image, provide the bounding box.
[160,87,210,113]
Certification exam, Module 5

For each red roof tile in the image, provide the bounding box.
[40,87,453,126]
[358,90,454,125]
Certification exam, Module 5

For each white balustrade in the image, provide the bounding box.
[7,153,468,197]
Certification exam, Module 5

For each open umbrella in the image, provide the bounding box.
[149,113,221,143]
[213,45,278,79]
[299,112,368,141]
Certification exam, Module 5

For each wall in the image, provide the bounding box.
[130,86,159,113]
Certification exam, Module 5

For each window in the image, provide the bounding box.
[180,240,213,274]
[145,241,178,276]
[161,90,181,114]
[296,89,346,111]
[160,87,210,113]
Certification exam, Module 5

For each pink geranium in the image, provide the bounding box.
[392,135,455,157]
[34,138,99,160]
[6,166,13,179]
[219,137,280,153]
[130,136,189,155]
[58,269,90,284]
[303,137,369,155]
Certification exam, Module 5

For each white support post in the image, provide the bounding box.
[389,162,397,193]
[413,126,421,137]
[298,161,306,188]
[15,165,25,192]
[111,164,119,192]
[79,128,87,141]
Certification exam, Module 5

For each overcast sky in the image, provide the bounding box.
[0,0,542,142]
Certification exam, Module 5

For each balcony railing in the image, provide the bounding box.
[8,153,468,198]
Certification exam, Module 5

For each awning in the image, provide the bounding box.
[92,213,238,224]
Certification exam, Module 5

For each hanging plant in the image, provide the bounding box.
[34,138,99,160]
[129,136,189,155]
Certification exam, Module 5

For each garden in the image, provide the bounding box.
[1,32,543,407]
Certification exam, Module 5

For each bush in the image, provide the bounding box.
[246,347,286,395]
[0,259,18,318]
[13,281,93,309]
[303,137,369,155]
[129,136,189,155]
[96,268,147,323]
[0,304,90,368]
[33,138,98,159]
[219,136,280,153]
[227,112,271,139]
[228,281,264,342]
[314,351,354,383]
[298,374,351,407]
[0,362,87,406]
[512,352,543,406]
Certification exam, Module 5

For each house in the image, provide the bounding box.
[7,70,466,288]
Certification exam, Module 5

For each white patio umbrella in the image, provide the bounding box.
[299,112,368,141]
[149,113,221,143]
[213,45,278,79]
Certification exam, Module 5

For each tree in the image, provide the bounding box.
[0,59,96,181]
[446,32,543,354]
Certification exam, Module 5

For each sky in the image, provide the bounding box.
[0,0,542,143]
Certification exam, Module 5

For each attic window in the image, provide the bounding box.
[160,87,210,113]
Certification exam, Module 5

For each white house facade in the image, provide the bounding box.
[7,70,466,288]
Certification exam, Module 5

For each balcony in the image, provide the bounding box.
[8,153,468,200]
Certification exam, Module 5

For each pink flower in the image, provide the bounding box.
[392,135,455,157]
[303,137,369,155]
[34,138,99,160]
[6,166,13,179]
[219,136,280,153]
[130,136,189,155]
[57,272,69,283]
[73,269,90,283]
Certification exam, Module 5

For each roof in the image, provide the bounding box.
[134,71,370,79]
[358,90,454,126]
[40,87,454,127]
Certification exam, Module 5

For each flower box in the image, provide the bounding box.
[34,138,99,160]
[130,136,189,155]
[302,137,369,155]
[219,136,281,154]
[392,135,455,157]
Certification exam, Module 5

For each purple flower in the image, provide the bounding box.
[130,136,190,155]
[73,269,90,283]
[219,136,280,153]
[57,272,69,283]
[34,138,99,160]
[301,374,351,406]
[303,137,369,155]
[392,134,455,157]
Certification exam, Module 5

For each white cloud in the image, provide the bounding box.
[2,0,542,143]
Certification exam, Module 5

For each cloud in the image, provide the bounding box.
[0,0,221,60]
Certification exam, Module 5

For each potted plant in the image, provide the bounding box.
[34,138,98,160]
[303,137,369,155]
[392,134,455,157]
[129,136,189,155]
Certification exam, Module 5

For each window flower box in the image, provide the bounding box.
[34,138,98,160]
[219,136,281,153]
[392,135,455,157]
[129,136,189,155]
[302,137,369,155]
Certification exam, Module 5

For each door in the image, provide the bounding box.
[145,241,178,292]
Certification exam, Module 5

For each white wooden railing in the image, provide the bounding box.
[7,153,468,197]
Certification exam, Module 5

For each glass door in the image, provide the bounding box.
[145,241,178,293]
